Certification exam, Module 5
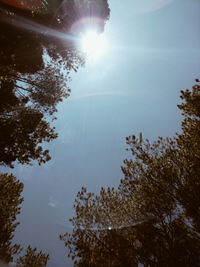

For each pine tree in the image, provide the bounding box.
[60,80,200,266]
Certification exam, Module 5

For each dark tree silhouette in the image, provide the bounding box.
[0,173,49,266]
[60,80,200,266]
[0,173,23,263]
[0,0,110,167]
[0,76,58,167]
[0,0,110,75]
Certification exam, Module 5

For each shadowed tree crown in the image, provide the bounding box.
[0,0,110,167]
[0,173,49,266]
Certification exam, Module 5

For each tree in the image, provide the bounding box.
[175,81,200,233]
[0,173,23,263]
[60,80,200,266]
[16,246,49,267]
[0,0,110,167]
[0,173,49,267]
[0,76,58,168]
[0,0,110,75]
[0,0,85,112]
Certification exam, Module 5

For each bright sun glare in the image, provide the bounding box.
[81,31,107,61]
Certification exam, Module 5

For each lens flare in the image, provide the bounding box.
[81,30,107,61]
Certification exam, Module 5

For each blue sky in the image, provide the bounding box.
[4,0,200,266]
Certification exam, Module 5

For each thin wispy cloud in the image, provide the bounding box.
[149,0,175,13]
[71,90,130,100]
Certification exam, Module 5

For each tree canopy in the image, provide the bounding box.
[0,0,110,167]
[0,173,49,266]
[0,0,110,74]
[0,173,23,263]
[0,75,58,167]
[60,80,200,266]
[15,246,49,267]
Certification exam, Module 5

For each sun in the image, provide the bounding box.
[81,31,107,61]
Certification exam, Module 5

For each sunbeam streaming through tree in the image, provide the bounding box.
[0,0,110,167]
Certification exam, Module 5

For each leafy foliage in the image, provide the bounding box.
[0,76,58,168]
[60,80,200,266]
[0,173,23,263]
[0,173,49,266]
[16,246,49,267]
[0,0,110,167]
[2,60,71,115]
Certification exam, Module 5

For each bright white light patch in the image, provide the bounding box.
[81,31,107,61]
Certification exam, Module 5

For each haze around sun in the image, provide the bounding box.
[80,30,108,62]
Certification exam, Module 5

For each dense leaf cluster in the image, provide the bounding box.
[16,246,49,267]
[0,173,23,263]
